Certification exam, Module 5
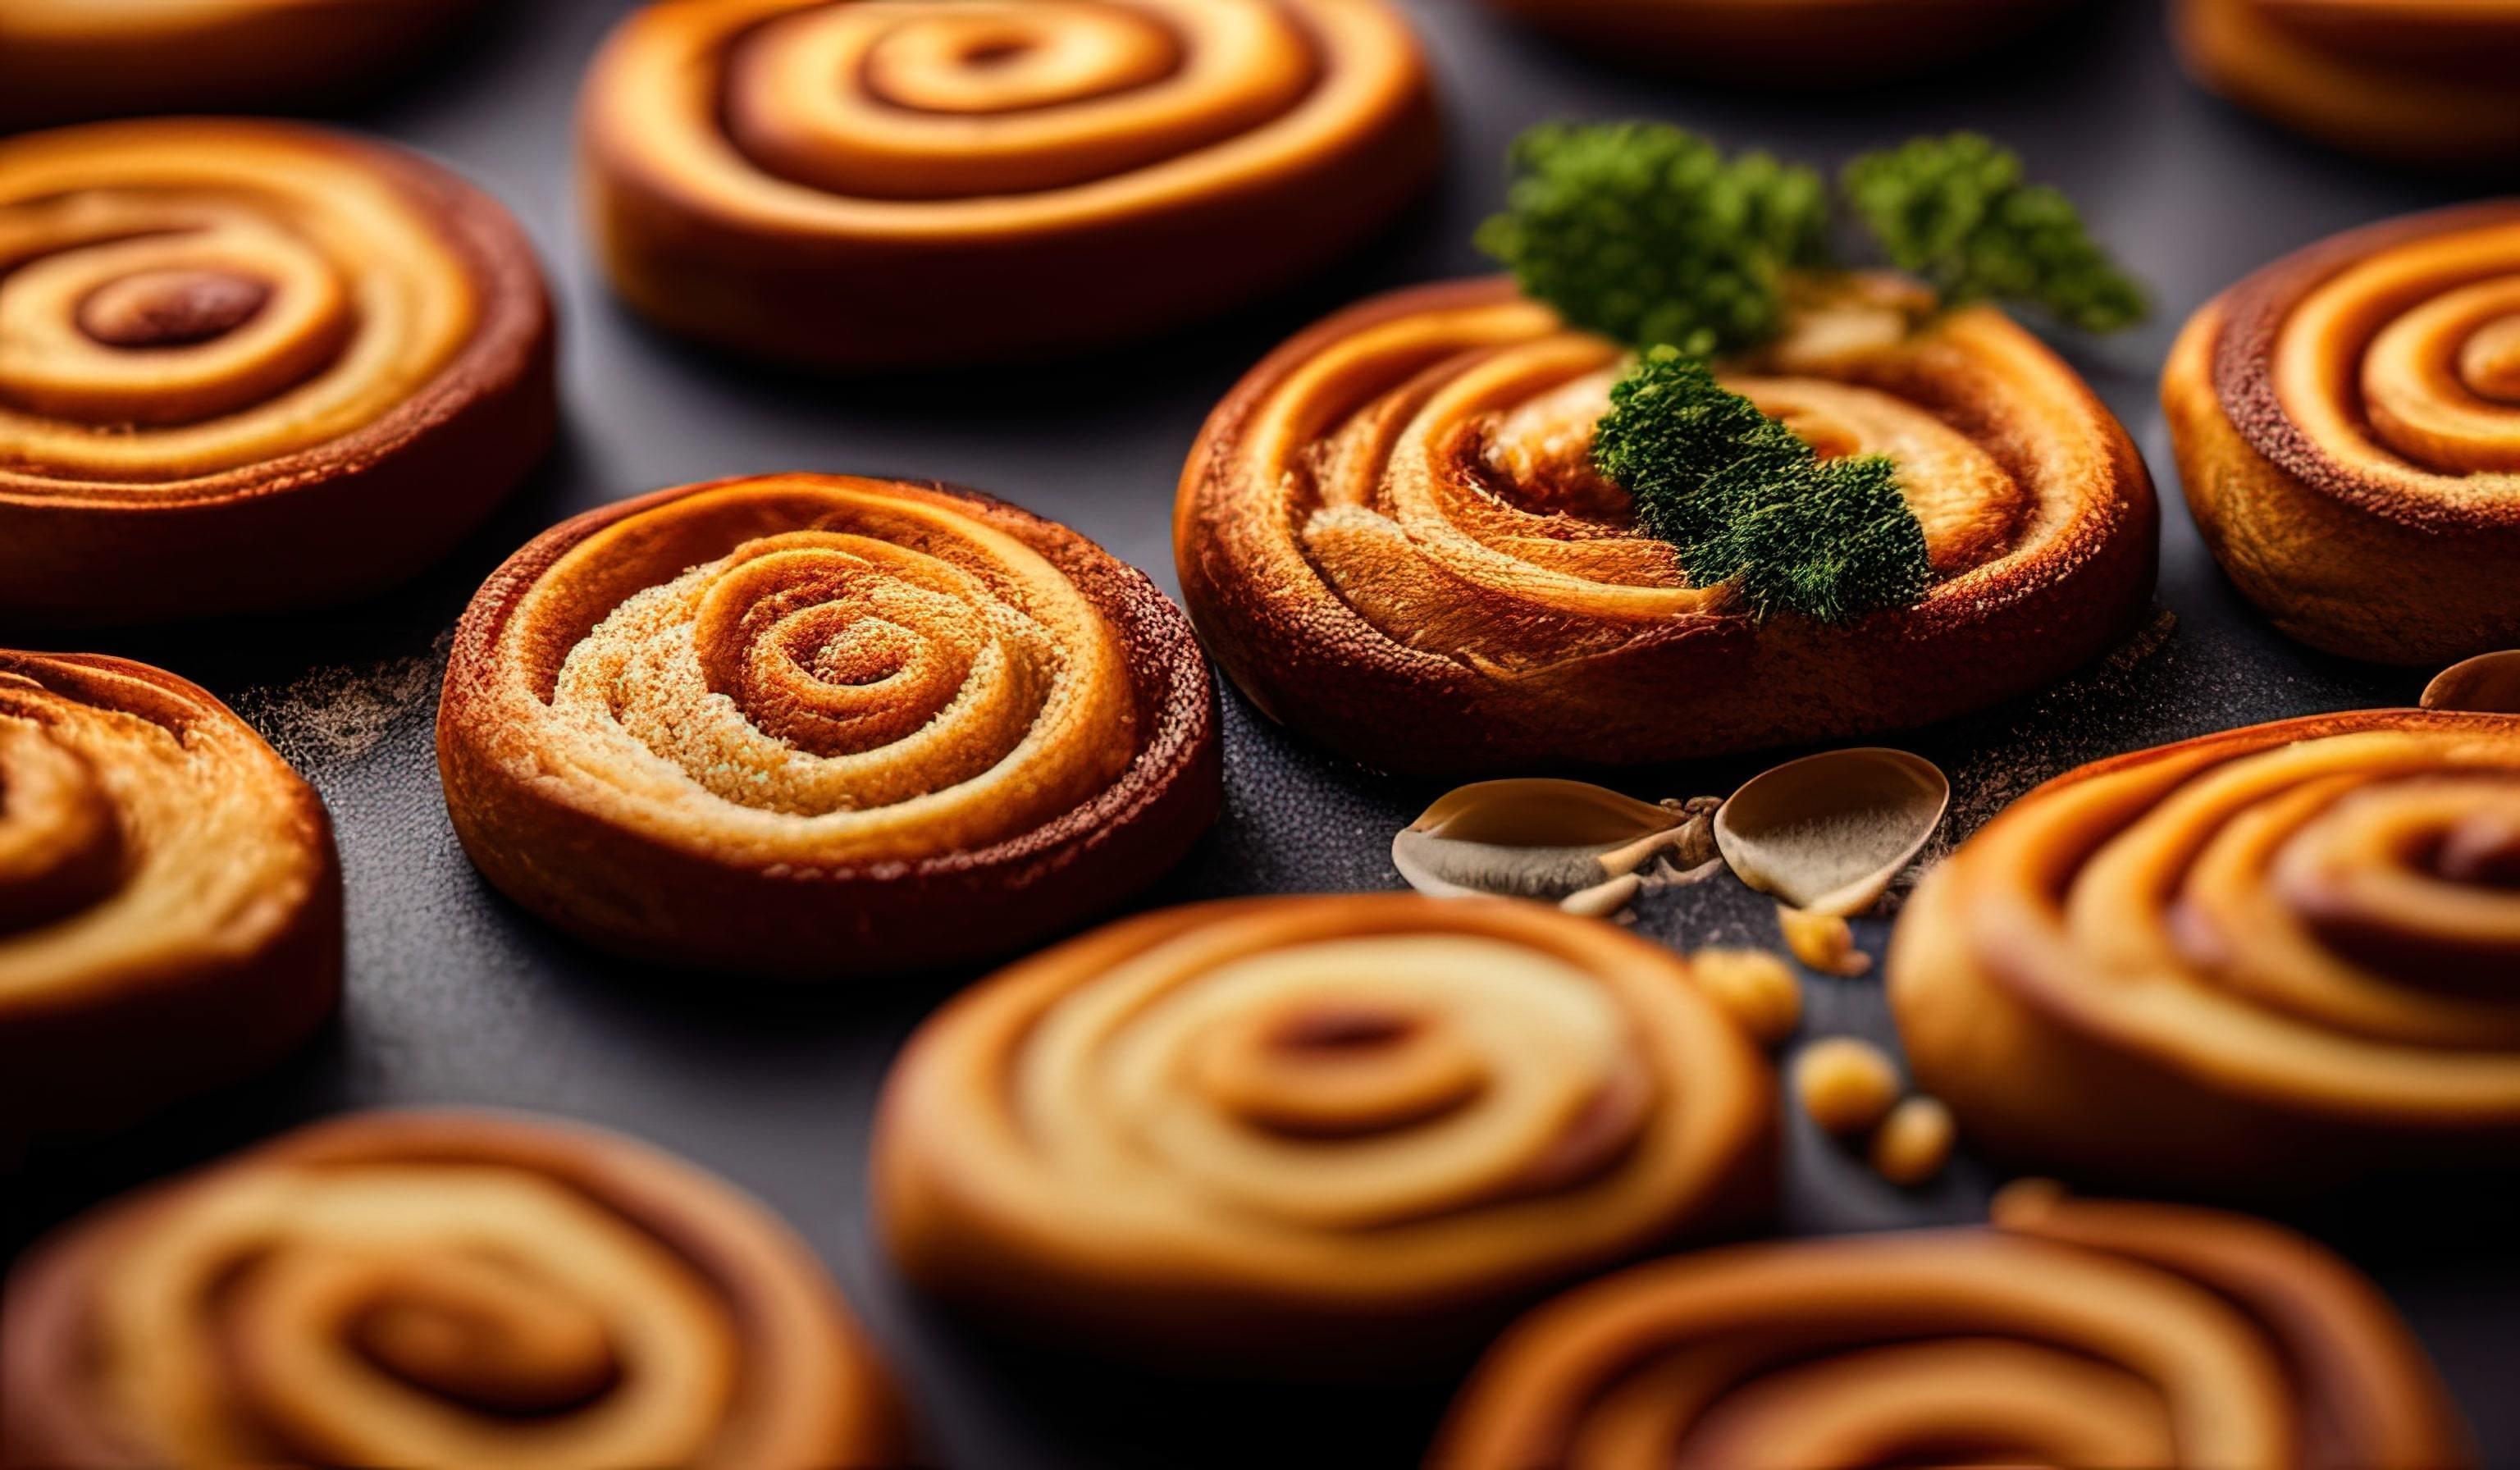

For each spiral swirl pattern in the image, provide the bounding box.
[1431,1183,2473,1469]
[0,652,338,1154]
[2176,0,2520,162]
[873,894,1774,1364]
[0,2,475,129]
[2168,204,2520,663]
[578,0,1437,365]
[0,120,554,623]
[2,1112,910,1468]
[1476,0,2067,82]
[1177,276,2154,772]
[1889,709,2520,1187]
[439,473,1219,975]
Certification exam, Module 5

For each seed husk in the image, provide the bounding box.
[1392,778,1718,905]
[1714,748,1949,917]
[2422,651,2520,714]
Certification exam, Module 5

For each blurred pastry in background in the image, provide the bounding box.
[0,0,477,129]
[1431,1181,2474,1469]
[1890,708,2520,1189]
[1178,126,2154,773]
[2175,0,2520,165]
[578,0,1440,367]
[2166,202,2520,664]
[2,1111,913,1468]
[0,119,555,625]
[439,472,1221,977]
[873,893,1776,1367]
[1,651,338,1160]
[1477,0,2070,83]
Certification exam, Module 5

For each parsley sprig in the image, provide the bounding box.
[1592,349,1930,624]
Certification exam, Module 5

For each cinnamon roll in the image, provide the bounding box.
[2175,0,2520,164]
[0,2,474,129]
[1177,276,2155,773]
[1478,0,2066,82]
[2,1111,912,1469]
[578,0,1439,366]
[1431,1181,2474,1469]
[0,120,555,625]
[1889,708,2520,1187]
[439,473,1220,975]
[0,651,339,1155]
[873,893,1776,1366]
[2166,203,2520,664]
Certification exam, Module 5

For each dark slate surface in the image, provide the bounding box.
[7,1,2515,1463]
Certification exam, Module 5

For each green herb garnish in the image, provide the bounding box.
[1593,348,1931,624]
[1473,121,1829,358]
[1840,133,2148,333]
[1478,124,2145,352]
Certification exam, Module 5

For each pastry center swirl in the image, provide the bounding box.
[2052,726,2520,1054]
[1021,933,1654,1230]
[721,0,1317,200]
[0,126,483,484]
[76,267,273,349]
[92,1166,742,1467]
[546,514,1137,848]
[2274,219,2520,478]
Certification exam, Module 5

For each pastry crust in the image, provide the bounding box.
[0,651,339,1157]
[1478,0,2066,82]
[1889,709,2520,1188]
[2165,202,2520,664]
[0,119,555,625]
[873,893,1777,1367]
[2,1110,913,1469]
[1431,1184,2473,1469]
[2175,0,2520,164]
[0,1,474,129]
[578,0,1439,366]
[1177,276,2156,774]
[439,473,1221,976]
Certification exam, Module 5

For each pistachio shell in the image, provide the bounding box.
[1714,748,1948,917]
[1392,778,1703,903]
[1407,778,1680,845]
[2422,651,2520,714]
[1391,832,1630,900]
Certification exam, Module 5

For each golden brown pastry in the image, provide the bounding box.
[1,651,339,1156]
[1430,1181,2474,1469]
[1889,709,2520,1188]
[0,120,555,625]
[873,893,1776,1367]
[2,1110,913,1468]
[439,472,1220,975]
[578,0,1439,366]
[1479,0,2067,82]
[1177,276,2156,773]
[0,1,475,129]
[2175,0,2520,164]
[2166,203,2520,664]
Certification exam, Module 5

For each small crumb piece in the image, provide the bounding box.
[1778,903,1870,975]
[1870,1095,1956,1186]
[1990,1176,2069,1226]
[1793,1037,1901,1135]
[1687,947,1801,1046]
